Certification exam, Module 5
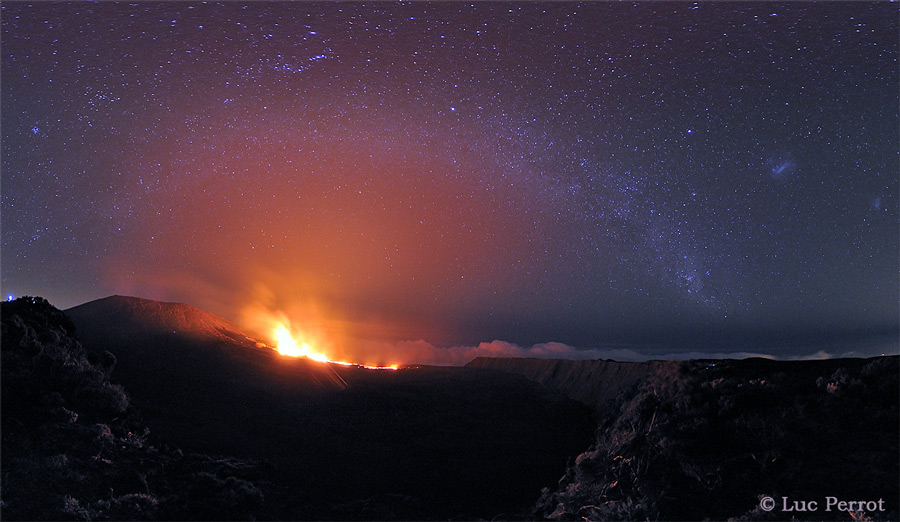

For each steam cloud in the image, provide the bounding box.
[112,271,896,367]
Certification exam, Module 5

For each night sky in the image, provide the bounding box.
[2,2,897,362]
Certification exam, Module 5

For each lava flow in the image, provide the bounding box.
[271,324,398,370]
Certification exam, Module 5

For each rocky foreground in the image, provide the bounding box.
[2,296,897,520]
[470,355,899,521]
[2,296,592,520]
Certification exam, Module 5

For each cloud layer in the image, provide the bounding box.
[270,336,897,368]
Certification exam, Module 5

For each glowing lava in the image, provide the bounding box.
[271,324,398,370]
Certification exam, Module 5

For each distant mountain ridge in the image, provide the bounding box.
[65,295,663,411]
[66,295,262,347]
[64,294,348,392]
[466,357,667,412]
[19,294,894,520]
[57,295,596,519]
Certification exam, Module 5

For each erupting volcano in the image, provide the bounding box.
[269,322,399,370]
[1,1,897,520]
[240,303,404,369]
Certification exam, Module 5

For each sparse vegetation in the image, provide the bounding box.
[3,296,896,520]
[1,297,268,521]
[535,358,899,521]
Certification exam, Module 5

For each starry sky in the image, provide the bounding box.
[2,2,898,361]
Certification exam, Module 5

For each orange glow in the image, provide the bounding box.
[267,317,398,370]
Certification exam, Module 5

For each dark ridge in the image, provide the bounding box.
[65,294,263,347]
[57,296,595,519]
[534,356,900,521]
[466,356,667,413]
[64,294,349,392]
[1,296,269,521]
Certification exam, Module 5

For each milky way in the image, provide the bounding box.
[2,2,897,357]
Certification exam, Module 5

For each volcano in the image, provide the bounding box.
[66,295,350,392]
[2,295,897,520]
[61,295,595,519]
[67,295,266,347]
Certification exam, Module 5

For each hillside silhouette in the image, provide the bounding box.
[1,296,269,520]
[60,295,595,519]
[3,295,897,520]
[474,356,899,521]
[67,295,264,346]
[65,294,350,392]
[467,356,667,413]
